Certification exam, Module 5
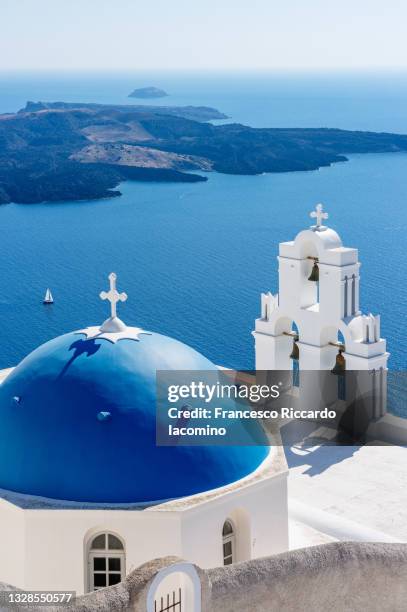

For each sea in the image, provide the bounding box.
[0,70,406,377]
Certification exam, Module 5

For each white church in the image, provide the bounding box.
[0,204,388,595]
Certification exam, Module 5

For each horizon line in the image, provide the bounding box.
[1,66,407,74]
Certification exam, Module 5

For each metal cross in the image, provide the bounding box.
[100,272,128,319]
[310,203,328,227]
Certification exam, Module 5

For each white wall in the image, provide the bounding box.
[22,508,182,594]
[0,499,25,587]
[0,464,288,594]
[179,475,288,569]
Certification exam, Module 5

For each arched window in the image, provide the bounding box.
[222,520,235,565]
[88,532,125,591]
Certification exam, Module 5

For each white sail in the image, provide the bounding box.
[43,288,54,304]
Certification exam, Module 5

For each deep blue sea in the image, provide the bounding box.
[0,71,406,371]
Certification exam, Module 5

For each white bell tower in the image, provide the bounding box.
[253,204,389,378]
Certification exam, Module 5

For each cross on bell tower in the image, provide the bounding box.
[99,272,128,333]
[310,203,328,230]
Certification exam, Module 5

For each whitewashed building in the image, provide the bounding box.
[0,273,288,595]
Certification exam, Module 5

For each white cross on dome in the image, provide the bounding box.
[75,272,151,342]
[100,272,128,320]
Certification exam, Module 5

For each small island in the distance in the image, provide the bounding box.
[1,99,407,204]
[128,86,168,99]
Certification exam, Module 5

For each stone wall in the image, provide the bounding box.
[207,542,407,612]
[2,543,407,611]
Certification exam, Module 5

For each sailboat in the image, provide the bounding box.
[43,288,54,304]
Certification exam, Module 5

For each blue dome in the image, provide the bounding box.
[0,330,268,503]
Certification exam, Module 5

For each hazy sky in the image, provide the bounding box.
[2,0,407,71]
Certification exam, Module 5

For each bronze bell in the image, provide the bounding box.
[289,336,299,360]
[308,261,319,282]
[331,349,346,375]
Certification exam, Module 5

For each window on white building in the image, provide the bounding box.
[88,532,125,591]
[222,519,235,565]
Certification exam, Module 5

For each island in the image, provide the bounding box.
[21,100,228,122]
[128,87,168,99]
[0,100,407,204]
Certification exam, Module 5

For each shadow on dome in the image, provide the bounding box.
[58,338,102,379]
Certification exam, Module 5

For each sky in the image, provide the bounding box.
[1,0,407,71]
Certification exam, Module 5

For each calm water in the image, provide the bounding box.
[0,72,406,371]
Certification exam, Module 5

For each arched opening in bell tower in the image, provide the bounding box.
[334,331,347,400]
[290,322,300,388]
[299,241,319,310]
[319,327,347,399]
[270,316,301,376]
[327,330,347,399]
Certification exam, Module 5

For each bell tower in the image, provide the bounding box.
[252,204,389,414]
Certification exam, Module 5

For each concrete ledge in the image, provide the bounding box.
[288,499,403,544]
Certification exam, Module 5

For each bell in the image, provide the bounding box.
[289,337,299,360]
[308,261,319,282]
[331,349,346,375]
